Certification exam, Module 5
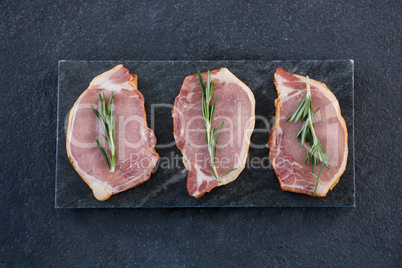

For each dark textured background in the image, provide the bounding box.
[0,0,400,266]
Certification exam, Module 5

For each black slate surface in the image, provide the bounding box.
[1,1,400,267]
[57,60,355,208]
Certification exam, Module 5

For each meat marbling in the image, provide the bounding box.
[173,68,255,198]
[66,65,159,201]
[269,68,348,197]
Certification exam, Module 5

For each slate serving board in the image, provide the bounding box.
[55,60,355,208]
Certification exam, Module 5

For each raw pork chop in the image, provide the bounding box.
[269,68,348,197]
[172,68,255,198]
[66,65,159,201]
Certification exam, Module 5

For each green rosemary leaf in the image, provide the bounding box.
[312,107,320,118]
[207,163,217,180]
[314,164,325,196]
[98,94,103,116]
[296,126,303,139]
[102,93,106,114]
[288,100,304,122]
[215,121,225,140]
[96,139,111,170]
[210,128,216,144]
[206,71,211,94]
[213,141,218,166]
[198,71,206,97]
[102,121,109,138]
[102,134,109,144]
[219,168,237,178]
[108,92,115,112]
[202,101,207,120]
[300,123,308,148]
[210,95,218,122]
[210,81,215,93]
[110,99,114,123]
[303,98,311,119]
[91,105,102,121]
[286,106,300,122]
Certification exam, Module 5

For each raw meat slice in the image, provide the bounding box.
[269,68,348,197]
[172,68,255,198]
[66,65,159,201]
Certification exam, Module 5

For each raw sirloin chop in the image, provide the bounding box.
[172,68,255,198]
[66,65,159,201]
[269,68,348,197]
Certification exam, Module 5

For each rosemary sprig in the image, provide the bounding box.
[198,70,237,182]
[286,76,330,195]
[91,92,117,172]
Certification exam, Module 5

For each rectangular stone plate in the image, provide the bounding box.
[56,60,355,208]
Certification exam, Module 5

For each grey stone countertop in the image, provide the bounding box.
[0,1,400,267]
